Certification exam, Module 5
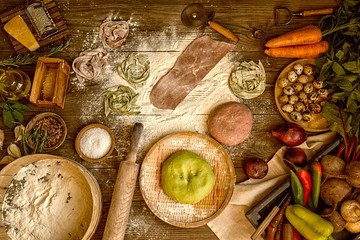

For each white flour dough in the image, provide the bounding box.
[2,159,93,240]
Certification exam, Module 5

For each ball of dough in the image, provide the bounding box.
[208,102,253,146]
[161,150,215,204]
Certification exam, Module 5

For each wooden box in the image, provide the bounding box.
[30,57,70,109]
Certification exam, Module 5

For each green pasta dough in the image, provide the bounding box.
[161,150,215,204]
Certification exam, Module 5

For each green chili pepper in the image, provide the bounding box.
[285,204,334,240]
[311,158,322,208]
[290,169,304,206]
[285,160,311,206]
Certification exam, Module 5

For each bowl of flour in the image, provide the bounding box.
[0,154,102,240]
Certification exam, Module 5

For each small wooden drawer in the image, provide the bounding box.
[30,57,70,109]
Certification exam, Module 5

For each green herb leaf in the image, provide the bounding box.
[336,50,345,60]
[332,62,346,75]
[318,60,333,81]
[344,0,359,9]
[343,74,358,82]
[12,110,24,123]
[11,102,30,112]
[331,92,349,100]
[353,88,360,101]
[3,110,16,129]
[20,126,29,155]
[0,100,29,129]
[346,95,358,114]
[0,102,9,110]
[343,61,360,73]
[336,79,353,92]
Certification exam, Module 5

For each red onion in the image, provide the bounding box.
[244,157,268,179]
[269,123,307,147]
[283,148,307,169]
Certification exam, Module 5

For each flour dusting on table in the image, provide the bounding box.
[71,21,241,165]
[69,18,240,234]
[2,159,93,240]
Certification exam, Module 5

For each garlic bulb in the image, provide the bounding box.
[7,143,21,158]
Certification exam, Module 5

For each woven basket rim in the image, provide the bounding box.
[139,131,235,228]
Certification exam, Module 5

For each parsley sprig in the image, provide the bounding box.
[0,99,30,129]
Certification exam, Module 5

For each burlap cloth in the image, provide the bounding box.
[207,131,338,240]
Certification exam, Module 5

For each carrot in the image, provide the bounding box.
[265,25,322,48]
[264,40,329,59]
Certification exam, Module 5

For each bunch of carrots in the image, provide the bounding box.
[264,25,329,59]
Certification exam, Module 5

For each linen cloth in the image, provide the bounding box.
[207,131,338,240]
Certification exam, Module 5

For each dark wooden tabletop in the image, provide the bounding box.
[0,0,338,239]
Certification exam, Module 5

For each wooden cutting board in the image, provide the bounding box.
[0,0,70,54]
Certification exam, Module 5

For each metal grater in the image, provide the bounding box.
[25,0,58,39]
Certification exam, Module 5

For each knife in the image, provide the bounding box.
[251,192,290,240]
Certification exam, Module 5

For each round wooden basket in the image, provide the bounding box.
[0,154,102,240]
[139,132,236,228]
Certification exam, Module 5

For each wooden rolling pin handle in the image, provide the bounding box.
[302,8,333,17]
[125,123,144,163]
[102,123,143,240]
[102,162,139,240]
[208,21,239,43]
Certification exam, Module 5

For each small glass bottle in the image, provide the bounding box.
[0,69,31,100]
[25,0,58,39]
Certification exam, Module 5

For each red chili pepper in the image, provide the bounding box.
[285,160,312,206]
[293,228,301,240]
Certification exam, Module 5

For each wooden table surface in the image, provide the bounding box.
[0,0,338,239]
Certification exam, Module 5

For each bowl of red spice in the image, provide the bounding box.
[25,112,67,152]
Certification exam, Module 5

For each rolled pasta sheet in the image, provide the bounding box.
[99,17,129,48]
[72,48,107,83]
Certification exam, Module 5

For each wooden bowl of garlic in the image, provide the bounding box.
[75,123,115,162]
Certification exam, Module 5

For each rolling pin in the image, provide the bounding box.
[103,122,143,240]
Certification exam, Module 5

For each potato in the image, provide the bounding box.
[321,208,346,233]
[208,102,253,146]
[320,179,352,216]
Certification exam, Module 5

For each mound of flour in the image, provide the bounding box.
[2,159,93,240]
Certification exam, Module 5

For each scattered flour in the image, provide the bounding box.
[69,19,244,165]
[68,16,246,236]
